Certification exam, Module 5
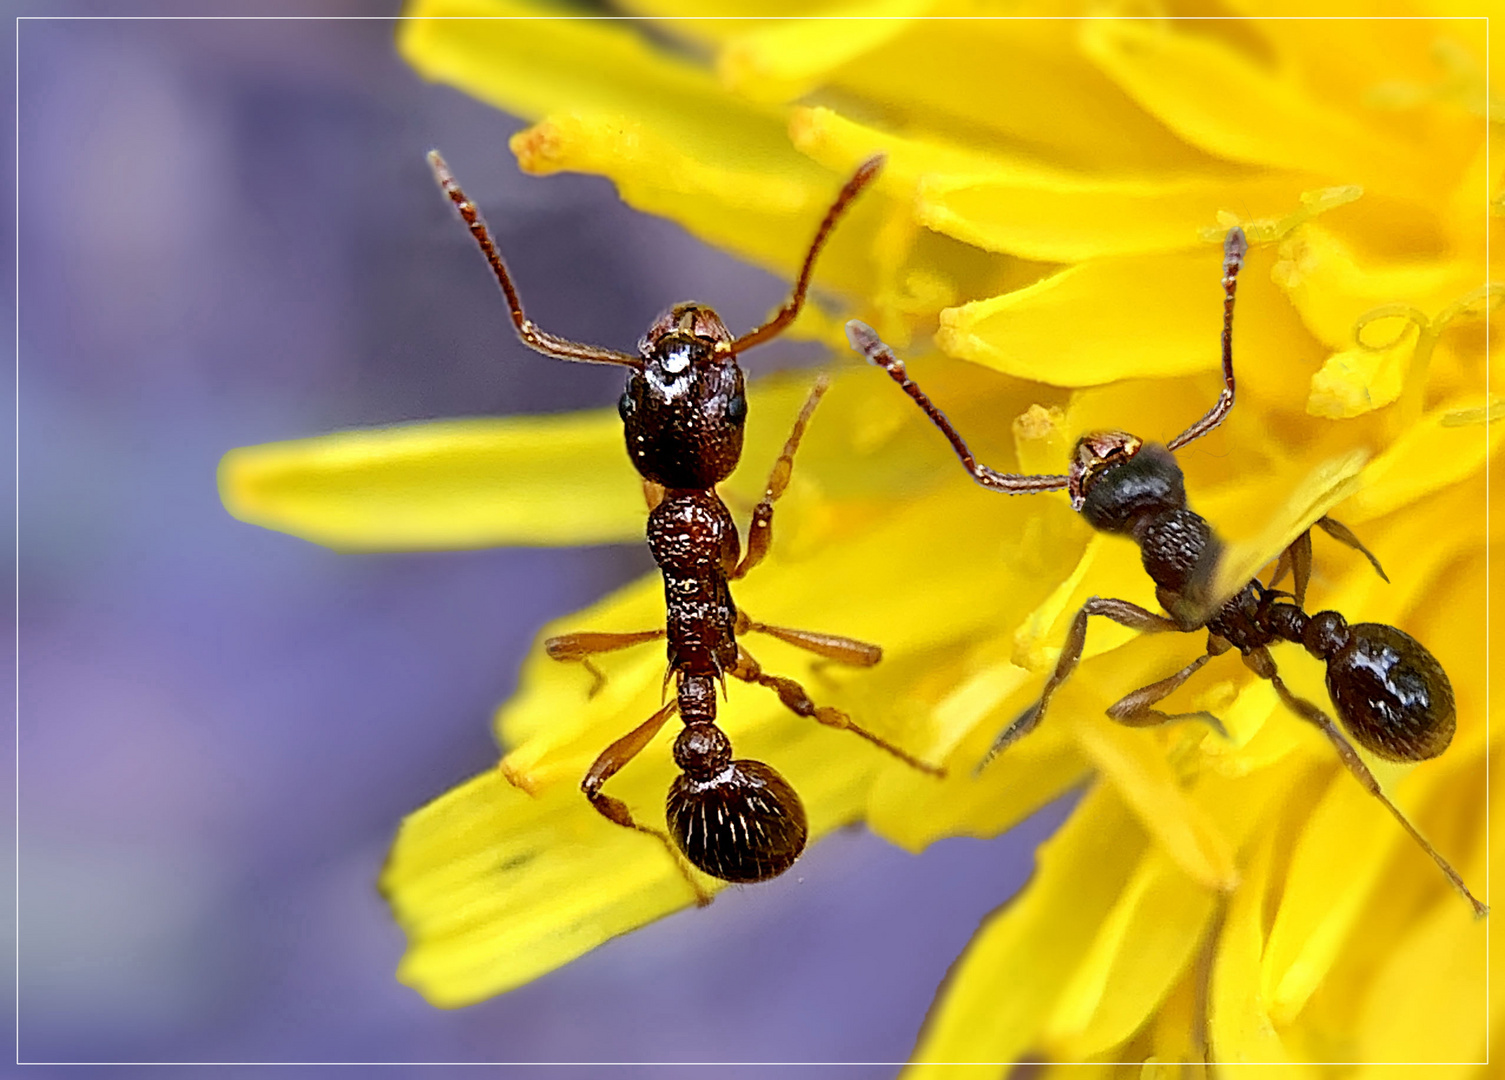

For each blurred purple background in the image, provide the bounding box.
[13,8,1066,1072]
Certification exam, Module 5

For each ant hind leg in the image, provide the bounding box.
[1250,647,1485,917]
[580,699,712,906]
[730,645,942,775]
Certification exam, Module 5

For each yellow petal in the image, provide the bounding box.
[1041,848,1217,1060]
[401,0,885,304]
[1209,833,1308,1067]
[828,19,1215,175]
[920,168,1317,264]
[1306,332,1414,419]
[218,411,642,550]
[1345,402,1505,523]
[936,239,1305,388]
[1352,886,1488,1065]
[717,4,926,104]
[1082,19,1432,202]
[382,765,707,1006]
[908,784,1147,1069]
[1272,224,1482,351]
[1261,769,1420,1026]
[1207,450,1368,609]
[1068,714,1238,894]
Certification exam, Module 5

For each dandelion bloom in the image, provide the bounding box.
[218,5,1495,1068]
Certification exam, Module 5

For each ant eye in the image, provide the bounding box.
[618,388,634,421]
[667,760,807,882]
[725,390,747,426]
[1326,622,1455,762]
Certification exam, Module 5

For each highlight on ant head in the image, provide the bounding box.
[621,302,749,488]
[1066,431,1144,511]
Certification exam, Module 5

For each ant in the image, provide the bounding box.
[428,150,940,900]
[845,226,1486,916]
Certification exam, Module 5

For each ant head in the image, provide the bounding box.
[622,303,748,488]
[1070,434,1189,534]
[1068,431,1144,510]
[1318,620,1456,762]
[667,724,808,882]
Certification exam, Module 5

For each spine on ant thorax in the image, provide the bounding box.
[646,487,743,723]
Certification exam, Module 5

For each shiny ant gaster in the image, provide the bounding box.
[846,227,1485,916]
[429,151,940,900]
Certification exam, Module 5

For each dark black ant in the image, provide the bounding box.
[429,150,940,900]
[846,226,1485,916]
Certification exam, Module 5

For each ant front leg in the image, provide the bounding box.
[732,374,830,581]
[731,645,943,775]
[981,597,1185,771]
[1105,635,1231,737]
[1246,646,1486,917]
[580,699,712,906]
[546,628,667,698]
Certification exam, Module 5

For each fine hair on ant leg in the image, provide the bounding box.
[433,151,941,897]
[847,227,1485,916]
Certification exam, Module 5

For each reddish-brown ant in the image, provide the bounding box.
[846,226,1486,916]
[429,150,939,899]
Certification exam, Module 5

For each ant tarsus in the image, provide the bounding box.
[433,150,940,896]
[847,226,1485,917]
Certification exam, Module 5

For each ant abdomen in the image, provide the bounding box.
[1323,621,1456,762]
[667,759,808,883]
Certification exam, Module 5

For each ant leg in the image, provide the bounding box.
[1105,649,1227,737]
[428,151,639,369]
[731,645,943,775]
[546,629,667,698]
[732,374,830,580]
[1271,516,1388,607]
[581,699,712,906]
[726,156,885,354]
[980,597,1186,771]
[737,612,882,669]
[1251,648,1486,917]
[1314,516,1390,583]
[1269,528,1314,608]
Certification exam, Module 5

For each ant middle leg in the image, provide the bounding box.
[1246,647,1486,917]
[730,645,943,775]
[546,628,667,698]
[1105,634,1232,736]
[981,597,1185,770]
[732,374,831,581]
[580,698,712,905]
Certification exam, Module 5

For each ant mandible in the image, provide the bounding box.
[846,226,1486,916]
[429,150,940,900]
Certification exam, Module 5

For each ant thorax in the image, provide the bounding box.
[620,304,747,489]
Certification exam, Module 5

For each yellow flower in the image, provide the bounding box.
[218,3,1495,1067]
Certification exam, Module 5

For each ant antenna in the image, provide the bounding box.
[845,320,1070,494]
[726,156,886,355]
[1167,227,1247,452]
[427,151,641,369]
